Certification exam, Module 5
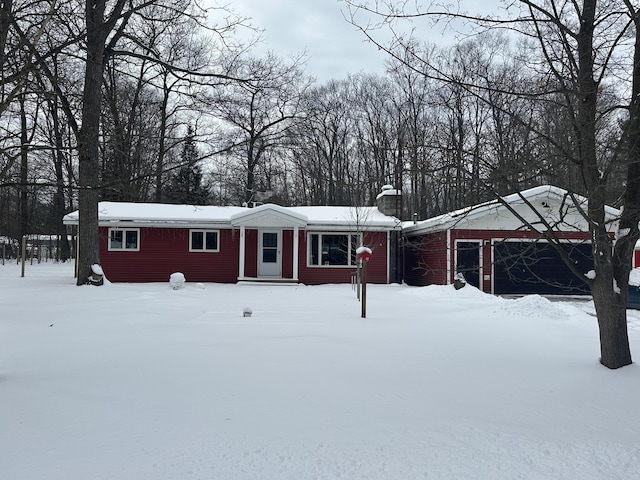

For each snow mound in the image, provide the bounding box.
[399,283,499,306]
[502,294,585,322]
[169,272,186,290]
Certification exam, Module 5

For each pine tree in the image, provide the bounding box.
[165,127,211,205]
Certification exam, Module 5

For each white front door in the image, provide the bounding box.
[258,230,282,277]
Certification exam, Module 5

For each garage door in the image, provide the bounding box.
[493,241,592,295]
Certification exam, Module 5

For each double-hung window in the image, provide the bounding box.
[108,228,140,251]
[190,230,219,252]
[308,233,359,267]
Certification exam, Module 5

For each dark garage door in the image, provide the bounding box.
[493,241,592,295]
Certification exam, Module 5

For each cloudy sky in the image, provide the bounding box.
[230,0,387,81]
[229,0,505,82]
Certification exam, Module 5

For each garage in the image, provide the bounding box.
[493,241,593,295]
[402,185,617,294]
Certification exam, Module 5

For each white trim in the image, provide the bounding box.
[107,227,140,251]
[231,204,308,228]
[101,222,234,229]
[307,232,359,268]
[304,225,396,232]
[446,229,451,284]
[403,185,620,237]
[491,238,496,295]
[189,229,220,252]
[386,230,390,284]
[238,226,246,279]
[454,239,482,288]
[293,226,299,280]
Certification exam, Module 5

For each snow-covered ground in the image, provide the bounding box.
[2,261,640,480]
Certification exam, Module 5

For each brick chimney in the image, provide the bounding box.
[376,185,401,217]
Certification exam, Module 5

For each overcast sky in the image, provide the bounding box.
[230,0,386,82]
[229,0,505,83]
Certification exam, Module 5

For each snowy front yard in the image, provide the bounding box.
[2,262,640,479]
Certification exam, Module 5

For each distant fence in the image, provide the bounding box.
[0,235,74,265]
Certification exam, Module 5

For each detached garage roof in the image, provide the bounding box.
[63,202,400,231]
[403,185,620,236]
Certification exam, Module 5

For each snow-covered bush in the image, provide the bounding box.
[169,272,186,290]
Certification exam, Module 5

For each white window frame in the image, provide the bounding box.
[189,229,220,252]
[307,232,360,268]
[108,227,140,251]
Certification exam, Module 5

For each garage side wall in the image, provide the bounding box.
[403,231,448,286]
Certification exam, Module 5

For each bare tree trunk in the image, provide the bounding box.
[577,0,631,368]
[155,83,170,202]
[19,92,28,238]
[603,1,640,367]
[51,96,71,261]
[76,0,110,285]
[0,0,11,72]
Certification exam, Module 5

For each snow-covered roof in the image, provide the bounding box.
[63,202,247,228]
[63,202,400,230]
[403,185,620,237]
[288,206,398,230]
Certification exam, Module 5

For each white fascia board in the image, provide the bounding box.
[100,221,233,229]
[305,223,399,232]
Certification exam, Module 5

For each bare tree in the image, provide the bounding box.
[58,0,247,284]
[207,51,311,204]
[343,0,639,368]
[289,78,357,205]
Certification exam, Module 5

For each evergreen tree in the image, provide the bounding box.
[165,127,211,205]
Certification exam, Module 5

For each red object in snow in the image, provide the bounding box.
[357,250,372,262]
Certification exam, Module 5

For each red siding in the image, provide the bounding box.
[100,226,392,284]
[282,230,294,279]
[298,231,389,285]
[99,227,239,283]
[403,231,448,286]
[244,229,258,278]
